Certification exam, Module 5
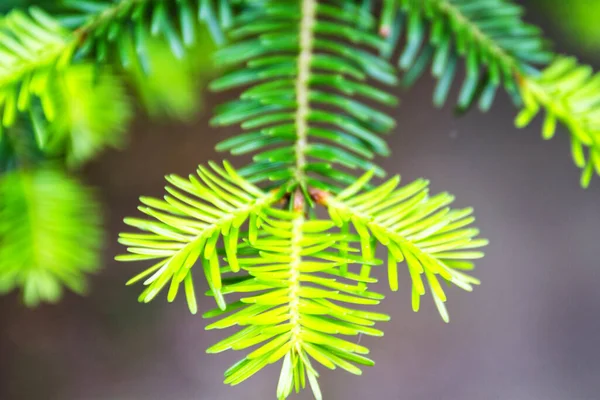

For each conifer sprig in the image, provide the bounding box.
[210,0,398,192]
[379,0,552,110]
[0,1,230,162]
[0,168,102,306]
[117,161,285,313]
[317,170,486,322]
[2,0,598,399]
[204,202,389,399]
[517,57,600,187]
[115,1,489,397]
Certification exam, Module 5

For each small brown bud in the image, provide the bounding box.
[379,26,391,38]
[308,187,330,205]
[293,189,305,212]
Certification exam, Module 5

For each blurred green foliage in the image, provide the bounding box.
[0,1,220,306]
[534,0,600,52]
[0,0,57,14]
[0,167,102,306]
[128,32,217,120]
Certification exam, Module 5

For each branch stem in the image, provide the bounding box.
[293,0,316,187]
[288,211,304,354]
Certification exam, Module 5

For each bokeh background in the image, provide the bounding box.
[1,1,600,399]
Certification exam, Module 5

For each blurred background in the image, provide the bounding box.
[1,1,600,399]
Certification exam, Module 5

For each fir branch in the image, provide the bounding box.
[516,57,600,188]
[210,0,398,192]
[0,1,229,157]
[0,8,135,164]
[0,2,139,95]
[204,205,388,399]
[61,0,230,65]
[0,7,71,94]
[117,161,285,313]
[383,0,553,111]
[0,167,102,306]
[319,170,486,322]
[0,0,228,88]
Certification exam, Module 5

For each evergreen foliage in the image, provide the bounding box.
[117,161,284,313]
[381,0,553,110]
[210,0,398,191]
[0,167,101,306]
[204,206,388,399]
[320,170,486,323]
[0,0,597,398]
[516,57,600,187]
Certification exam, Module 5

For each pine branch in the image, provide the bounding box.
[203,206,388,399]
[117,161,285,313]
[101,1,511,397]
[60,0,231,66]
[381,0,553,111]
[0,2,134,97]
[516,57,600,188]
[0,8,134,164]
[0,0,229,88]
[0,167,102,306]
[210,0,398,192]
[0,7,71,127]
[0,1,230,163]
[318,170,486,322]
[0,7,70,98]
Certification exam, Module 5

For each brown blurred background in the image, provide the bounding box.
[1,2,600,399]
